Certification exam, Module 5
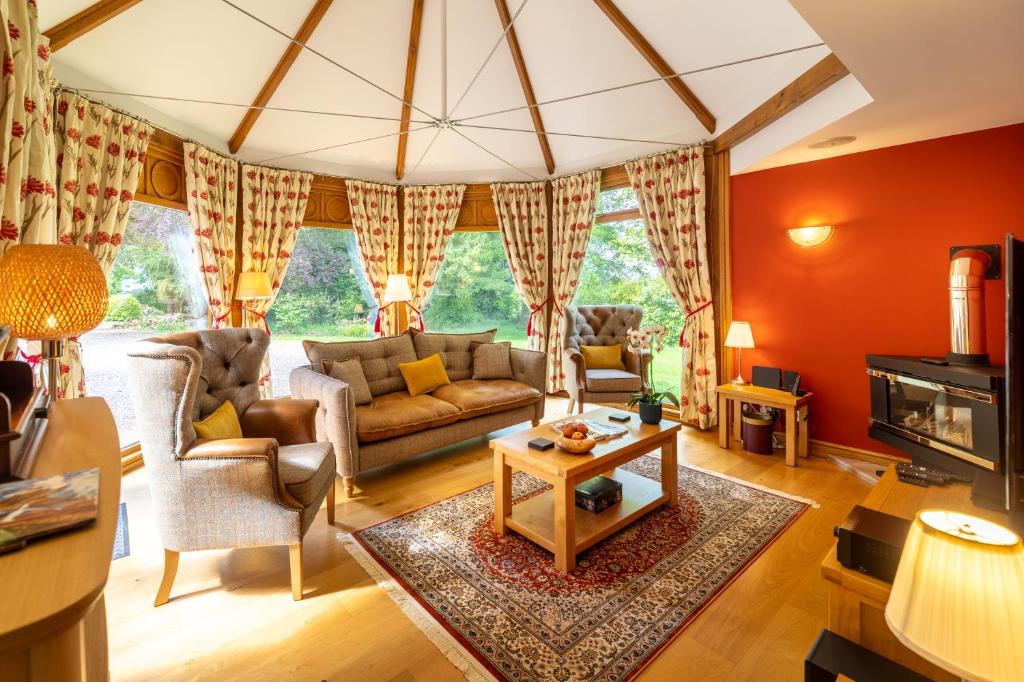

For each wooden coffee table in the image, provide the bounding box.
[490,407,681,573]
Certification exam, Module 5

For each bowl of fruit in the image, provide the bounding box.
[555,421,597,454]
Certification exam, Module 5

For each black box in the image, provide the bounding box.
[528,438,554,451]
[835,505,911,582]
[575,476,622,514]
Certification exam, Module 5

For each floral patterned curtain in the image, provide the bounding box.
[402,183,464,331]
[184,143,238,329]
[492,181,548,353]
[627,147,716,429]
[347,179,400,337]
[547,170,599,392]
[0,0,56,363]
[53,90,153,398]
[240,164,312,397]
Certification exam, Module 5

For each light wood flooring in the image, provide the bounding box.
[105,398,875,681]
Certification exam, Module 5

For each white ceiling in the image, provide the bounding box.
[43,0,852,183]
[739,0,1024,172]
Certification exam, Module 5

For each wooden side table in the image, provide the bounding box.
[715,383,813,466]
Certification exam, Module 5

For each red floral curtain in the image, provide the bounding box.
[0,0,56,365]
[184,143,238,329]
[402,183,464,330]
[347,180,400,337]
[547,170,599,392]
[54,90,153,398]
[492,181,548,353]
[240,164,312,397]
[627,147,716,428]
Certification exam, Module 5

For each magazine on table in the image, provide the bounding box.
[0,468,100,554]
[550,419,628,441]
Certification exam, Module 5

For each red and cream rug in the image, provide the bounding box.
[346,456,812,681]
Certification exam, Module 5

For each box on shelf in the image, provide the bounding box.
[574,475,622,514]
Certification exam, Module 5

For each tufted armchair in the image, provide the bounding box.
[126,328,335,604]
[563,305,651,414]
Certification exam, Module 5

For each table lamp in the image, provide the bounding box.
[885,510,1024,681]
[377,273,422,333]
[236,271,273,333]
[0,245,108,401]
[724,321,755,385]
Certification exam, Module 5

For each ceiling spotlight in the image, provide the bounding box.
[808,136,857,149]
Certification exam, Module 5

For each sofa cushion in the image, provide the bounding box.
[408,328,496,381]
[278,441,334,506]
[304,334,417,396]
[471,341,513,380]
[355,392,461,443]
[328,358,372,405]
[585,369,642,393]
[432,380,542,421]
[399,353,451,396]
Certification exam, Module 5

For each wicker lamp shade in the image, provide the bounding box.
[0,245,109,340]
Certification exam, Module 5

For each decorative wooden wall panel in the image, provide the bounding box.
[303,175,351,228]
[455,184,498,231]
[600,164,629,190]
[135,129,187,212]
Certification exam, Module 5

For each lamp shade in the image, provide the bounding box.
[724,321,755,349]
[382,274,412,304]
[0,245,108,340]
[236,271,273,300]
[787,225,834,248]
[885,510,1024,682]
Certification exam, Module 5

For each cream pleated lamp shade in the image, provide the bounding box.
[885,510,1024,682]
[382,274,412,304]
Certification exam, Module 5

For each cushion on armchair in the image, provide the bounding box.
[580,344,626,370]
[193,401,243,440]
[585,369,642,393]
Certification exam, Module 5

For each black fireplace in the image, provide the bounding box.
[867,355,1004,476]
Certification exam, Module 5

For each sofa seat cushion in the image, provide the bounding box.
[585,369,642,393]
[278,441,334,506]
[432,380,542,421]
[355,392,462,443]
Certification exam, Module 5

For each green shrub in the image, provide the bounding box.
[106,294,143,323]
[340,323,369,338]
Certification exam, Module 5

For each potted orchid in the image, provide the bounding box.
[625,325,679,424]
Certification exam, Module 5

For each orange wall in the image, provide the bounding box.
[730,123,1024,454]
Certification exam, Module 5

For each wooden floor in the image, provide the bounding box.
[105,398,875,681]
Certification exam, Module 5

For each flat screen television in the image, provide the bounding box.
[1006,233,1023,529]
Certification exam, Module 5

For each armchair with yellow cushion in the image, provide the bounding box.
[126,328,335,604]
[563,305,651,414]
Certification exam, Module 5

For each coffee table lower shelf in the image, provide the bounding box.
[503,468,668,557]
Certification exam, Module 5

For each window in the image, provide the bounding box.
[422,231,529,347]
[79,202,208,447]
[574,189,684,397]
[267,227,375,397]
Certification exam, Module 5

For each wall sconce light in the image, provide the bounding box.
[788,225,834,248]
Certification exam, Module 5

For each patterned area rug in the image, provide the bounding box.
[348,457,811,682]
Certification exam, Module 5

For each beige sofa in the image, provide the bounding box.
[290,328,546,496]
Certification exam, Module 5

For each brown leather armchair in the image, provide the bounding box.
[563,305,651,414]
[127,329,336,604]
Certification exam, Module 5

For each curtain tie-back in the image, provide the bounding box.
[680,300,713,345]
[373,301,425,335]
[212,305,234,330]
[243,306,270,336]
[526,296,553,337]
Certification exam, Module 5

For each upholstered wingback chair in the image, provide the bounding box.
[126,328,335,604]
[563,305,651,414]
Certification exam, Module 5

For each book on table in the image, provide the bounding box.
[0,467,100,554]
[550,419,628,441]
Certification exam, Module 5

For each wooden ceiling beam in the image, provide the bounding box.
[712,53,849,153]
[592,0,716,134]
[44,0,143,52]
[494,0,555,175]
[395,0,425,181]
[228,0,334,154]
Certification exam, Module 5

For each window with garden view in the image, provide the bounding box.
[79,202,208,447]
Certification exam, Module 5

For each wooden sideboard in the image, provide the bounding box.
[820,465,1009,681]
[0,397,121,681]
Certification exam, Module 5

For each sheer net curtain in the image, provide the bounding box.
[492,181,549,353]
[627,147,717,428]
[240,165,312,397]
[547,170,599,392]
[0,0,56,363]
[347,180,400,337]
[402,184,464,331]
[54,91,153,398]
[184,143,238,330]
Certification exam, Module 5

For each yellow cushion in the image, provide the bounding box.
[580,344,625,370]
[399,353,451,397]
[193,401,243,440]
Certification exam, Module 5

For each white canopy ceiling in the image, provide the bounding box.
[42,0,855,182]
